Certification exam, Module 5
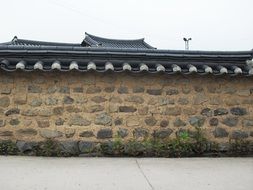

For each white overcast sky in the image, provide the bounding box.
[1,0,252,51]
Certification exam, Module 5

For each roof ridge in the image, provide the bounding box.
[1,36,81,47]
[85,32,145,42]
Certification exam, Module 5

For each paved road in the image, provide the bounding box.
[0,156,252,190]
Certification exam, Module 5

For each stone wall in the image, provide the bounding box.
[0,71,253,155]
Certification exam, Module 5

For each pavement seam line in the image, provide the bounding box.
[135,159,155,190]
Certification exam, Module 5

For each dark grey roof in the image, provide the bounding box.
[0,34,252,76]
[82,33,155,49]
[1,36,81,47]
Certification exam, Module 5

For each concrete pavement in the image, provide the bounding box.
[0,156,252,190]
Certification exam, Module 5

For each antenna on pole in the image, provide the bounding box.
[183,37,192,50]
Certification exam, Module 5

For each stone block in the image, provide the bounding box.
[40,129,63,138]
[147,89,162,95]
[117,86,128,94]
[0,96,10,107]
[230,107,247,116]
[153,129,173,139]
[17,128,38,136]
[95,113,112,126]
[5,108,20,116]
[125,96,144,104]
[97,129,113,139]
[86,86,101,94]
[79,131,94,137]
[213,127,228,138]
[119,106,137,113]
[68,115,91,126]
[37,120,50,128]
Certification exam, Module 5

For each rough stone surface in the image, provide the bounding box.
[1,87,11,94]
[230,107,247,116]
[97,129,113,139]
[153,129,173,139]
[17,128,38,136]
[144,116,157,126]
[182,87,191,94]
[117,128,128,138]
[28,85,42,93]
[225,99,239,106]
[138,107,149,115]
[38,109,53,117]
[68,115,91,126]
[16,141,33,153]
[86,105,104,113]
[194,86,204,92]
[125,96,144,104]
[59,141,79,155]
[0,97,10,107]
[47,86,57,94]
[30,98,43,107]
[45,97,58,106]
[0,72,252,149]
[189,116,205,127]
[37,120,50,128]
[104,86,115,93]
[9,118,20,125]
[160,120,169,128]
[95,113,112,125]
[79,131,94,137]
[178,98,189,105]
[163,107,181,116]
[5,108,20,116]
[231,131,249,139]
[183,108,197,115]
[65,106,82,113]
[109,96,122,104]
[0,131,13,136]
[133,128,148,139]
[21,109,38,116]
[64,128,75,138]
[201,108,212,117]
[193,93,208,105]
[73,87,83,93]
[79,141,96,153]
[63,96,74,104]
[147,89,162,95]
[236,89,250,96]
[119,106,137,113]
[91,96,107,103]
[86,86,101,94]
[209,118,219,126]
[40,129,63,138]
[166,89,179,95]
[174,118,187,127]
[0,120,5,127]
[214,108,228,116]
[114,118,123,126]
[210,98,222,105]
[53,107,64,115]
[59,86,70,94]
[55,118,65,126]
[14,95,27,105]
[132,86,144,93]
[117,86,128,94]
[222,117,239,127]
[126,117,140,127]
[242,119,253,127]
[213,127,228,138]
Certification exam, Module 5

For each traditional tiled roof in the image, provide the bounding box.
[0,34,252,76]
[82,33,155,49]
[1,36,81,47]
